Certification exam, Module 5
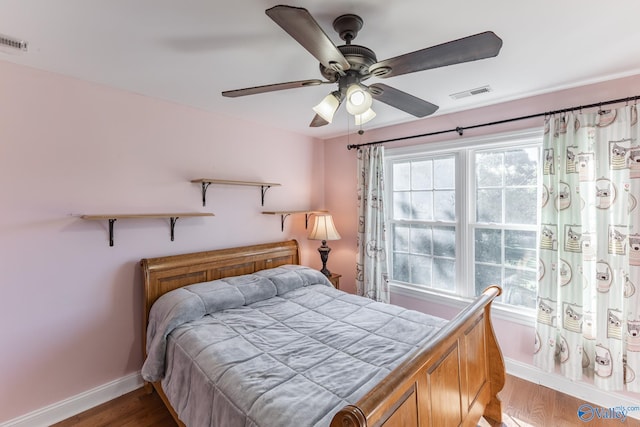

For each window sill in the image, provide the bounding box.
[390,282,536,327]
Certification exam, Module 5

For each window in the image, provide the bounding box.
[386,130,541,311]
[391,156,457,291]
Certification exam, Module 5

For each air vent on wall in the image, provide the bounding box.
[0,33,28,52]
[450,85,491,100]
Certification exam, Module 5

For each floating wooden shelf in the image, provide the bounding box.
[262,210,328,231]
[81,213,214,246]
[191,179,281,207]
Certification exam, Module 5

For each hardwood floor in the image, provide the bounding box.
[51,387,176,427]
[53,375,639,426]
[483,375,640,427]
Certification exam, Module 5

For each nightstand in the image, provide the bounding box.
[328,273,341,290]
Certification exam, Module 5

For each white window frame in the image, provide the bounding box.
[384,128,543,324]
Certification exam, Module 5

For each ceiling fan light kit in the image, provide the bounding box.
[222,5,503,129]
[346,84,373,115]
[355,108,376,126]
[313,91,342,123]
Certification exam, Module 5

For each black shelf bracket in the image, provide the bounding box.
[199,182,212,207]
[170,217,179,241]
[108,219,116,247]
[305,213,313,229]
[260,185,272,206]
[279,213,291,232]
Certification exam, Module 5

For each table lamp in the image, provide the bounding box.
[308,214,341,277]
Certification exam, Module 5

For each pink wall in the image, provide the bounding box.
[0,60,326,423]
[323,73,640,365]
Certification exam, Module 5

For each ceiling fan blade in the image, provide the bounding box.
[266,5,350,72]
[368,83,439,117]
[369,31,502,79]
[309,114,330,127]
[222,79,328,98]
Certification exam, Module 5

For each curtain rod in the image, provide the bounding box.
[346,94,640,150]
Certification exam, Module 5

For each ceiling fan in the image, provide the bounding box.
[222,5,503,128]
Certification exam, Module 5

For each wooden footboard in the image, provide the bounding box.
[330,286,505,427]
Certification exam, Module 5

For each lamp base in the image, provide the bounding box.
[318,240,331,277]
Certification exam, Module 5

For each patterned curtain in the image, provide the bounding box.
[535,105,640,392]
[356,146,390,303]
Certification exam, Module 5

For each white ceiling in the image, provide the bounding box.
[2,0,640,139]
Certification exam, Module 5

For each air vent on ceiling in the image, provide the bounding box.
[0,33,28,52]
[450,85,491,100]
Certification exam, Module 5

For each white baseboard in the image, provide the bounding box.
[0,372,143,427]
[505,357,640,421]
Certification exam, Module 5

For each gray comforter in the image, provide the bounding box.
[142,265,447,427]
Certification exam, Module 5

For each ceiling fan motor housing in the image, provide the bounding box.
[319,44,377,82]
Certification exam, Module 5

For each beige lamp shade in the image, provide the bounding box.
[308,214,341,241]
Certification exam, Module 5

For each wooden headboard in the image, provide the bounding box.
[141,239,300,351]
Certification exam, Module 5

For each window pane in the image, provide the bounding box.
[505,230,537,268]
[434,157,455,189]
[393,191,411,220]
[475,228,502,264]
[393,224,409,252]
[475,264,502,296]
[411,160,432,190]
[505,229,537,250]
[434,190,455,221]
[411,191,433,220]
[476,152,503,187]
[410,225,432,255]
[393,162,410,190]
[505,247,536,269]
[433,226,456,257]
[476,189,502,223]
[505,148,538,186]
[410,255,431,286]
[393,253,409,282]
[433,258,455,291]
[503,268,537,308]
[505,188,537,224]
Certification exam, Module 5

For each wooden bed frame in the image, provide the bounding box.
[141,240,505,427]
